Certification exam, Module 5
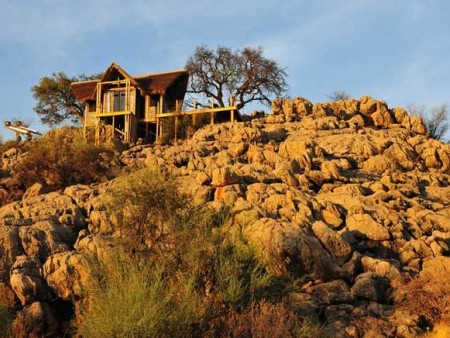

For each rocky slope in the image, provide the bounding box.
[1,96,450,337]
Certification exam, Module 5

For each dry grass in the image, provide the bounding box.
[222,300,324,338]
[395,274,450,326]
[392,272,450,335]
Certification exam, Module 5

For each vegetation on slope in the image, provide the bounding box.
[77,168,326,337]
[0,127,116,204]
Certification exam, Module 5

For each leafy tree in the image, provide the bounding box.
[407,103,449,141]
[326,90,350,101]
[186,45,288,110]
[32,72,101,126]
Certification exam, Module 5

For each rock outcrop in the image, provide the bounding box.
[1,96,449,337]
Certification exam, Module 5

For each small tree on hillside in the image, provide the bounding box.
[186,45,288,110]
[32,72,101,127]
[407,103,449,141]
[326,90,350,101]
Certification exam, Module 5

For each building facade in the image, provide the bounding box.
[71,63,189,144]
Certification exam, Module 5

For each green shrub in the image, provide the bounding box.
[13,127,115,191]
[107,167,185,256]
[77,252,204,338]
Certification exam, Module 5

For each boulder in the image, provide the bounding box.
[243,218,337,279]
[273,160,299,186]
[401,115,427,135]
[360,256,400,279]
[306,279,354,304]
[312,221,352,265]
[211,167,240,187]
[391,107,408,124]
[22,183,45,201]
[351,275,380,301]
[346,214,390,241]
[0,225,22,281]
[13,301,59,338]
[19,220,75,261]
[10,256,52,306]
[420,256,450,280]
[42,252,90,300]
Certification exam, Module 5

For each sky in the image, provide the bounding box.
[1,0,450,140]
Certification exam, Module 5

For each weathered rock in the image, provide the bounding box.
[10,255,52,306]
[312,221,352,265]
[360,256,400,279]
[306,279,354,304]
[420,256,450,280]
[262,125,287,142]
[273,160,299,186]
[321,202,344,229]
[401,115,427,135]
[243,218,337,278]
[13,301,60,338]
[278,139,315,170]
[214,184,244,205]
[211,167,240,187]
[22,183,45,201]
[0,94,449,337]
[351,275,380,301]
[346,214,390,241]
[391,107,408,124]
[42,252,90,300]
[19,220,75,261]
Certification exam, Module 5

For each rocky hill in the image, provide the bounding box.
[1,96,450,337]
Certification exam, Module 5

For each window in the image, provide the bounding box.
[113,91,126,111]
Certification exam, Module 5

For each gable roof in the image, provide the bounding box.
[99,62,140,87]
[71,63,188,102]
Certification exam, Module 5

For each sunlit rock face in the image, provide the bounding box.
[1,95,450,337]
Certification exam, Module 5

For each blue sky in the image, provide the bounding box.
[1,0,450,140]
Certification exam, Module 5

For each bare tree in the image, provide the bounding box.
[407,103,449,141]
[186,45,288,110]
[326,90,351,101]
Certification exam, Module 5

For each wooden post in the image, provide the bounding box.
[125,80,129,111]
[210,97,215,124]
[95,119,100,145]
[145,95,149,120]
[83,106,87,139]
[175,115,179,141]
[159,95,164,114]
[96,83,102,113]
[192,99,197,126]
[156,117,160,143]
[230,96,235,123]
[112,115,115,139]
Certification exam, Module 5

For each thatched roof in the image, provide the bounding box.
[71,80,98,102]
[71,63,188,102]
